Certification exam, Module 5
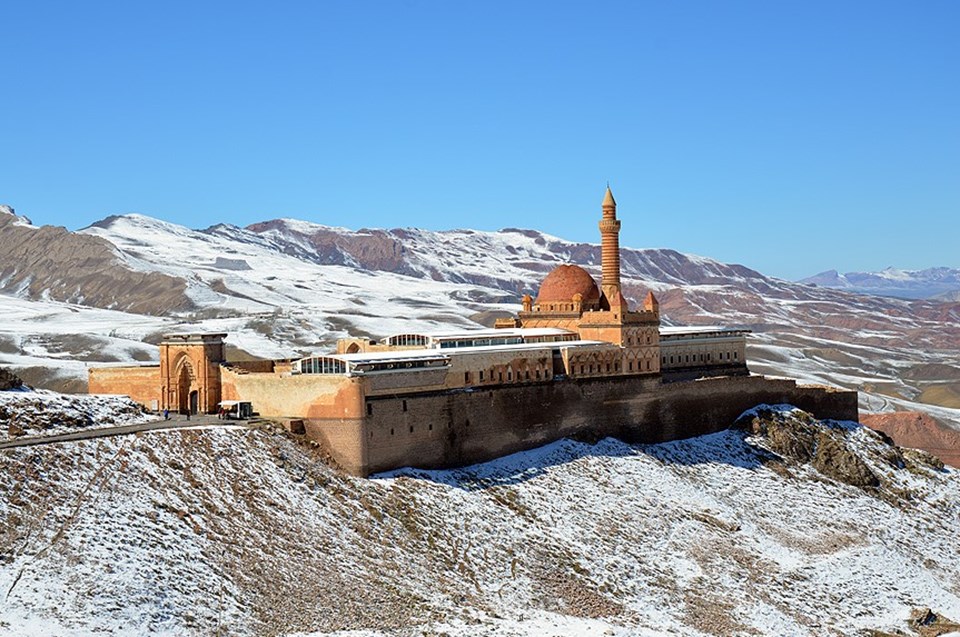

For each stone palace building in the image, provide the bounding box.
[90,188,857,475]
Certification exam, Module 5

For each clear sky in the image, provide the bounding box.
[1,1,957,280]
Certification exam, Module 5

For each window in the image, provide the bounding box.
[525,370,530,380]
[628,361,633,371]
[409,425,413,433]
[402,400,407,412]
[465,371,471,384]
[646,360,651,370]
[390,428,394,435]
[429,423,433,431]
[734,351,738,360]
[387,334,429,347]
[479,370,484,381]
[366,403,373,416]
[580,365,585,375]
[507,370,513,381]
[536,369,541,379]
[297,356,348,375]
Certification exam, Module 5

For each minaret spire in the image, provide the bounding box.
[599,185,624,310]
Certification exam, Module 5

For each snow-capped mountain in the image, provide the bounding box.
[801,267,960,300]
[1,398,958,636]
[1,207,959,434]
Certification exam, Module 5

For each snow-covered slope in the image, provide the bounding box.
[1,402,957,636]
[801,267,960,300]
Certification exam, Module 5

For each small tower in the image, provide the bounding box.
[643,291,659,315]
[599,186,626,311]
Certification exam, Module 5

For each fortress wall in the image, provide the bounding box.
[661,364,749,383]
[220,368,365,419]
[88,366,161,409]
[354,374,859,476]
[360,376,664,476]
[303,418,368,476]
[222,368,369,473]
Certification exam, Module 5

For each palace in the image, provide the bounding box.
[90,188,857,476]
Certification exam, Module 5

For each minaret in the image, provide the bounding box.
[599,185,626,310]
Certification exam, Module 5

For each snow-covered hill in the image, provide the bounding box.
[1,399,958,637]
[801,267,960,300]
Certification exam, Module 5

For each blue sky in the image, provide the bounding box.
[1,1,957,280]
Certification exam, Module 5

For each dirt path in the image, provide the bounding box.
[0,415,252,450]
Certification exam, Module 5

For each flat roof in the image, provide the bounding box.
[659,326,751,335]
[308,338,615,364]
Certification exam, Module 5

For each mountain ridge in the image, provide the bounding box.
[800,266,960,300]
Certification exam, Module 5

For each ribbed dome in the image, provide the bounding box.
[535,264,600,303]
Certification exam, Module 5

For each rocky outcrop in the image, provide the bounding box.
[0,367,23,391]
[739,407,881,490]
[908,607,960,636]
[0,211,193,315]
[245,220,411,273]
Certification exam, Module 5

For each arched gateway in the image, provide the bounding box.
[160,333,226,415]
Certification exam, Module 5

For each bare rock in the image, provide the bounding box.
[0,367,23,391]
[812,430,880,489]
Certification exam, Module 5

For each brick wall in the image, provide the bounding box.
[349,374,858,476]
[88,366,161,410]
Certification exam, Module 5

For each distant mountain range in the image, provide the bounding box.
[800,267,960,300]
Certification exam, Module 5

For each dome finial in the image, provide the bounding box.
[602,184,616,208]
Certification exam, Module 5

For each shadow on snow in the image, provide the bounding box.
[376,427,777,490]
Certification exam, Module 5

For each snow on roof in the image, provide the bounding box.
[384,327,575,341]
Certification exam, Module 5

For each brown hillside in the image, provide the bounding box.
[861,411,960,468]
[0,211,193,315]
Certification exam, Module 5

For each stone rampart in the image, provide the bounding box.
[351,374,858,476]
[221,366,368,473]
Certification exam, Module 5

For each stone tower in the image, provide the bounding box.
[599,186,627,311]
